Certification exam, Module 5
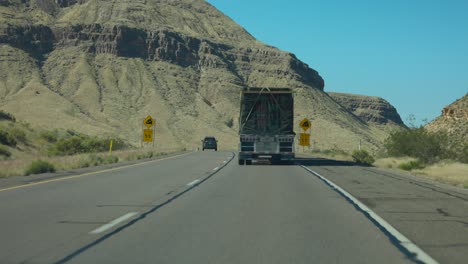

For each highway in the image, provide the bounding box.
[0,151,467,263]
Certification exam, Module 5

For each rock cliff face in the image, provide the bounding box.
[426,94,468,149]
[328,92,405,127]
[0,0,397,151]
[1,23,323,89]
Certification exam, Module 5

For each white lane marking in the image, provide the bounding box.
[187,179,201,186]
[301,166,439,264]
[223,161,227,164]
[213,167,219,171]
[90,212,139,234]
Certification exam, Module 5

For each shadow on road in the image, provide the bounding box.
[294,157,357,167]
[245,157,359,166]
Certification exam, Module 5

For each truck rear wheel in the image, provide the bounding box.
[246,160,252,165]
[238,159,245,165]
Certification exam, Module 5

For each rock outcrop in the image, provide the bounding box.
[328,92,405,127]
[426,94,468,150]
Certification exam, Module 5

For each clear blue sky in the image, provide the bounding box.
[207,0,468,125]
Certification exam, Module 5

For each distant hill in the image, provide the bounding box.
[0,0,403,152]
[426,93,468,151]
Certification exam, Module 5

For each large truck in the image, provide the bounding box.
[238,87,295,165]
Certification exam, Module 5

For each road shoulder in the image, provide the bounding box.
[297,155,468,264]
[0,151,192,191]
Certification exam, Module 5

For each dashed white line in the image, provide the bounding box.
[187,179,201,186]
[213,167,219,171]
[301,166,439,264]
[90,212,139,234]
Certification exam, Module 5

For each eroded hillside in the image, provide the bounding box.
[0,0,402,151]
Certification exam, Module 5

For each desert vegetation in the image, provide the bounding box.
[351,149,375,166]
[309,123,467,188]
[1,147,177,178]
[0,110,15,122]
[0,112,178,177]
[384,127,466,165]
[46,130,127,156]
[374,125,468,188]
[25,160,56,176]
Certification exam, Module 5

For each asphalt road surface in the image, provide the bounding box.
[0,151,466,263]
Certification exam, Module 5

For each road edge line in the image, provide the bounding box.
[0,152,194,193]
[301,165,438,264]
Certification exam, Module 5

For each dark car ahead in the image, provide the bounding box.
[202,137,218,151]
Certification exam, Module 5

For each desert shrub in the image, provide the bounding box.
[455,143,468,164]
[49,134,126,156]
[0,110,15,122]
[86,154,104,166]
[49,136,85,155]
[40,130,59,143]
[0,146,11,158]
[384,127,449,164]
[398,160,425,171]
[0,130,16,146]
[76,158,91,168]
[352,150,375,165]
[65,129,79,137]
[79,154,119,167]
[105,155,119,164]
[137,151,154,160]
[7,127,27,144]
[25,160,56,175]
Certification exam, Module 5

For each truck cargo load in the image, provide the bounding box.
[238,88,295,165]
[239,88,294,135]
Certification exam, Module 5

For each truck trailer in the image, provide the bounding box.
[238,88,295,165]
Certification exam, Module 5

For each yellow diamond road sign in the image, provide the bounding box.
[300,118,311,131]
[144,115,155,129]
[299,133,310,146]
[143,129,153,142]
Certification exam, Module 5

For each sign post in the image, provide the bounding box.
[109,139,113,155]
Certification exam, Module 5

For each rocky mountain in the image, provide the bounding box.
[426,93,468,150]
[328,92,405,128]
[0,0,400,152]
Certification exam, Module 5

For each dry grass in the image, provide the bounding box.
[374,157,468,188]
[373,157,418,169]
[412,162,468,188]
[0,147,182,178]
